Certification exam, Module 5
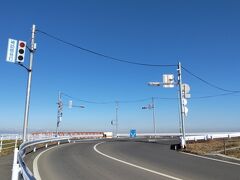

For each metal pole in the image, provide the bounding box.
[177,91,182,134]
[152,97,156,138]
[22,24,36,143]
[177,62,186,148]
[56,91,62,136]
[116,101,118,137]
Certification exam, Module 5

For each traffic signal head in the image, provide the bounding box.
[16,41,26,63]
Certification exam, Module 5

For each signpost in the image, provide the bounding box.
[6,25,37,143]
[148,62,190,148]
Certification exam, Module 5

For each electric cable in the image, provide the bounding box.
[182,66,240,93]
[61,91,240,106]
[37,29,176,67]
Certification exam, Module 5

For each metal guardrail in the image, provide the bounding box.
[12,136,71,180]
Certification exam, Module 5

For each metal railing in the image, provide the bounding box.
[12,136,71,180]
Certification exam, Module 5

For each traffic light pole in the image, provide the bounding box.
[177,62,186,148]
[56,91,63,136]
[151,97,156,138]
[22,24,36,143]
[115,101,119,138]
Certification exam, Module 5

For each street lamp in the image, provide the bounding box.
[148,62,190,148]
[56,92,85,137]
[148,82,161,86]
[142,97,156,139]
[111,119,117,138]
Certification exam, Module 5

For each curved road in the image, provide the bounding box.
[34,139,240,180]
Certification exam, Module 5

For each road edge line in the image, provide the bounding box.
[33,145,62,180]
[181,151,240,166]
[94,142,182,180]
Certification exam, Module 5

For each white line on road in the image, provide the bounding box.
[33,145,59,180]
[94,142,183,180]
[33,141,100,180]
[181,152,240,166]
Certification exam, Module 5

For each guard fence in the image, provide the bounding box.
[11,136,71,180]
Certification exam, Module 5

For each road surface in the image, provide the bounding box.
[34,139,240,180]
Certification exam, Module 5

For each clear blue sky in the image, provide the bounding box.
[0,0,240,133]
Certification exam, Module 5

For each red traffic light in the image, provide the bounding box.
[19,42,25,48]
[16,40,27,63]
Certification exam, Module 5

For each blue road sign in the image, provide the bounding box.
[130,129,136,138]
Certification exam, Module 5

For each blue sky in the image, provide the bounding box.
[0,0,240,133]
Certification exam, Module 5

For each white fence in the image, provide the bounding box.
[117,132,240,141]
[185,132,240,141]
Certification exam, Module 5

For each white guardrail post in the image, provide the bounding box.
[0,136,3,152]
[11,148,20,180]
[14,136,71,180]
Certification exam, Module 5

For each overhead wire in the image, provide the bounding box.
[61,93,115,104]
[36,29,240,99]
[182,66,240,93]
[61,91,240,106]
[37,29,176,67]
[190,92,240,99]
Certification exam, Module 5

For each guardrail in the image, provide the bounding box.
[12,136,71,180]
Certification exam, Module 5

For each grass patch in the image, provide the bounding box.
[185,137,240,159]
[225,149,240,159]
[0,140,22,157]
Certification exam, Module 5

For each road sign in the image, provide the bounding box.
[6,39,18,63]
[130,129,136,138]
[163,74,174,88]
[182,83,191,98]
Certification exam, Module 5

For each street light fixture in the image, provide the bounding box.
[142,97,156,139]
[148,62,190,148]
[111,119,117,138]
[56,92,85,137]
[148,82,161,86]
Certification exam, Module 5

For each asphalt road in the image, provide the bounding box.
[0,154,13,180]
[35,139,240,180]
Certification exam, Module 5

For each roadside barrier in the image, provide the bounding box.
[11,136,70,180]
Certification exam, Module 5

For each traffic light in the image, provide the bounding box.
[16,40,26,63]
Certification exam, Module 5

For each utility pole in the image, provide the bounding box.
[56,91,63,136]
[22,24,36,143]
[115,101,119,137]
[177,62,186,148]
[152,97,156,138]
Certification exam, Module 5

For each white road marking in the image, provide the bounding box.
[33,145,59,180]
[181,152,240,166]
[94,142,183,180]
[33,141,101,180]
